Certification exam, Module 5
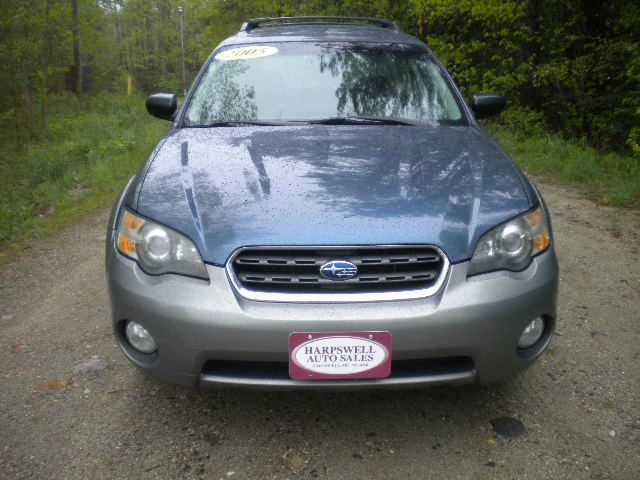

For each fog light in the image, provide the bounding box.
[125,321,157,353]
[518,317,545,348]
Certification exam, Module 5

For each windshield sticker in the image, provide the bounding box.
[215,46,278,61]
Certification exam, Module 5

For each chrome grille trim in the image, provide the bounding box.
[225,245,450,303]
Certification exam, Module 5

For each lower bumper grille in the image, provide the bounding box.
[228,245,448,302]
[200,357,475,388]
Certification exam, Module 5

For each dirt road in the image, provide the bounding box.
[1,179,639,479]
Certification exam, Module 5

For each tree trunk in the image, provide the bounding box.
[71,0,82,98]
[525,0,542,111]
[40,0,52,134]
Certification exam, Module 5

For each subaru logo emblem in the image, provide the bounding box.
[320,260,358,281]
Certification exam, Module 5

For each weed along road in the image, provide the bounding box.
[1,179,639,480]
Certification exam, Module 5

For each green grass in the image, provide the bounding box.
[0,93,166,253]
[486,112,640,207]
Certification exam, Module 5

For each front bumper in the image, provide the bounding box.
[107,244,558,390]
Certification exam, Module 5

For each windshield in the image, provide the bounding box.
[183,42,466,126]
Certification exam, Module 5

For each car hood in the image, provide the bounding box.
[136,126,531,265]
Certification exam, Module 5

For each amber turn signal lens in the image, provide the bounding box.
[117,234,136,256]
[526,208,550,255]
[116,211,143,257]
[533,231,549,252]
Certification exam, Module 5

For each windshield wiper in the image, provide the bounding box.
[199,120,291,127]
[189,117,421,127]
[306,116,418,126]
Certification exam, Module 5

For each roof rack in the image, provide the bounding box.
[240,16,401,32]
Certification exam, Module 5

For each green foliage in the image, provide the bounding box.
[0,94,165,249]
[529,1,640,153]
[411,0,640,157]
[411,0,532,101]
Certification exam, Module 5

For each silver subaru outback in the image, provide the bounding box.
[106,17,558,390]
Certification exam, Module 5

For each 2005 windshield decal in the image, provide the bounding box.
[215,46,279,61]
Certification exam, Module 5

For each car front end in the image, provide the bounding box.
[106,19,558,390]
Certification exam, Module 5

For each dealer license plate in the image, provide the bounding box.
[289,331,392,380]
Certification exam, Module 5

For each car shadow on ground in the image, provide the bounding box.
[121,372,541,476]
[135,371,526,446]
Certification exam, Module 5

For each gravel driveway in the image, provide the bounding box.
[1,179,639,479]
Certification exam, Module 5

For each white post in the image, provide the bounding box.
[178,6,186,95]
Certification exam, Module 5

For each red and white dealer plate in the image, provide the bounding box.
[288,331,392,380]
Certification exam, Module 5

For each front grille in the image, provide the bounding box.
[228,245,447,300]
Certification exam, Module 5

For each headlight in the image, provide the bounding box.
[468,207,550,277]
[116,209,209,279]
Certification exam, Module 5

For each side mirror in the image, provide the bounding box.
[471,94,506,119]
[145,93,177,121]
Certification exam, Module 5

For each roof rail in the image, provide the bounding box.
[240,16,401,32]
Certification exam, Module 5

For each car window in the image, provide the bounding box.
[184,42,466,126]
